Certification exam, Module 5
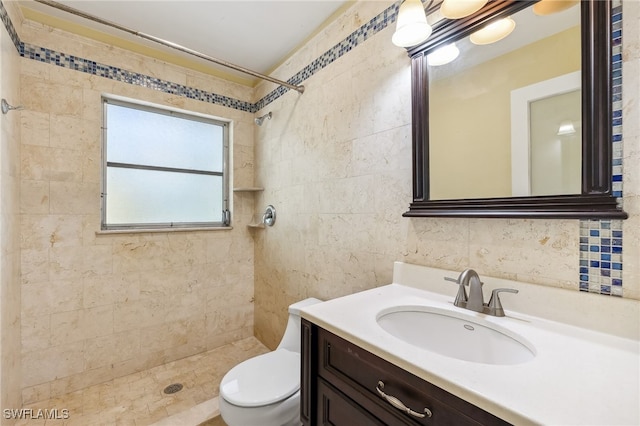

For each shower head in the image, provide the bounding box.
[254,111,272,126]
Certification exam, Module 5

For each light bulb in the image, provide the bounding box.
[470,17,516,45]
[533,0,580,16]
[440,0,488,19]
[392,0,432,48]
[427,43,460,66]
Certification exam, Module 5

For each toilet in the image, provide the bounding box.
[219,298,322,426]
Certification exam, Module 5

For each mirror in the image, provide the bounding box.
[428,5,581,199]
[403,0,627,219]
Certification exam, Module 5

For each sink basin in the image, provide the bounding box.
[376,306,535,365]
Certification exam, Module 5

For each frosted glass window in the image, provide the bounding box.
[102,98,229,229]
[106,103,224,172]
[106,169,222,224]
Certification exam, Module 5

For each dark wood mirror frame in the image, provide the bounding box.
[403,0,628,219]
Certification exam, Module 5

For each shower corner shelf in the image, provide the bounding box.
[233,187,264,192]
[233,187,266,229]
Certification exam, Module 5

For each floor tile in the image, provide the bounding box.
[17,337,268,425]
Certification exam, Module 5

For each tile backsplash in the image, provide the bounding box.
[579,3,625,296]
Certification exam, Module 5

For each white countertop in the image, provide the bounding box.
[300,262,640,425]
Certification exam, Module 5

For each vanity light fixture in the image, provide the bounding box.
[533,0,579,16]
[469,17,516,45]
[427,43,460,66]
[392,0,432,47]
[440,0,488,19]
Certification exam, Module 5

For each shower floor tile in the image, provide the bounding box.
[16,337,268,425]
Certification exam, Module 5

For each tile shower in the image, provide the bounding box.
[2,0,259,408]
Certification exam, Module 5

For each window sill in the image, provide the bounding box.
[96,226,233,235]
[233,187,264,192]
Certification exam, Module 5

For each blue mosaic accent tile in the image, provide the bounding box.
[255,2,400,109]
[0,0,21,51]
[19,41,255,112]
[579,219,624,296]
[579,3,624,297]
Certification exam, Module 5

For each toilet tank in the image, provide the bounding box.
[277,298,322,352]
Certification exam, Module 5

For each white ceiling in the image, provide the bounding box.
[18,0,352,84]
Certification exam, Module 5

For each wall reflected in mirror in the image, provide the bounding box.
[427,3,581,200]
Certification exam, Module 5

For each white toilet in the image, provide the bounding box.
[219,298,322,426]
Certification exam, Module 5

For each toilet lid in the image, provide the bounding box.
[220,349,300,407]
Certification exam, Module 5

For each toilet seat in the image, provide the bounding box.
[220,349,300,408]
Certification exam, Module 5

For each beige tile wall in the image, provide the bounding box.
[622,0,640,302]
[7,0,640,409]
[253,1,640,349]
[1,0,23,419]
[17,20,258,403]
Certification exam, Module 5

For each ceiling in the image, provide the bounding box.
[17,0,353,86]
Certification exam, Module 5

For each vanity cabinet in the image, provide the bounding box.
[301,319,511,426]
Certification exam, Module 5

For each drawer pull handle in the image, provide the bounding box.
[376,380,432,419]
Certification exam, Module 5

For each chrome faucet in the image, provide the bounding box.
[445,269,518,317]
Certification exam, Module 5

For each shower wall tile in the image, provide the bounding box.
[22,280,83,317]
[21,384,50,409]
[20,110,49,147]
[0,2,23,414]
[139,318,205,356]
[48,365,114,400]
[21,313,50,353]
[14,13,258,403]
[19,248,49,285]
[621,0,640,299]
[49,305,114,345]
[20,180,50,215]
[22,341,85,388]
[83,272,141,309]
[83,330,141,371]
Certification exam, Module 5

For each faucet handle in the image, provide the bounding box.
[487,288,519,317]
[444,276,468,307]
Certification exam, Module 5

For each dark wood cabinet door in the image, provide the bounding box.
[302,319,511,426]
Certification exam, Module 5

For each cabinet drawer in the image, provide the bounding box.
[317,326,510,426]
[317,379,388,426]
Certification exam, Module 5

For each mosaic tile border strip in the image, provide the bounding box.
[579,2,624,297]
[19,40,255,112]
[254,3,400,111]
[580,220,624,296]
[1,0,627,295]
[0,0,20,51]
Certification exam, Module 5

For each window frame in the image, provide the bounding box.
[101,96,231,231]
